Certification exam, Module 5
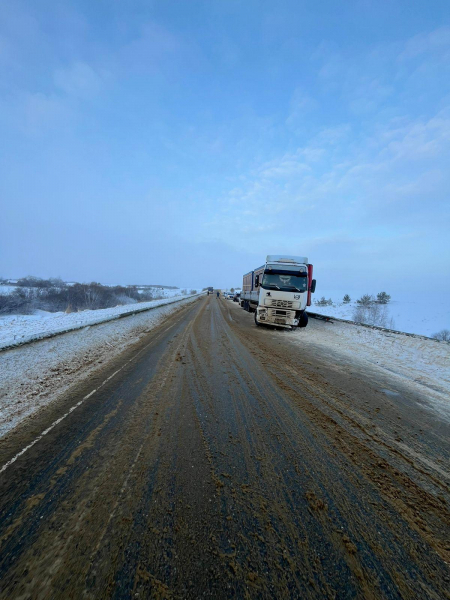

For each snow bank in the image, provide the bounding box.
[0,294,202,351]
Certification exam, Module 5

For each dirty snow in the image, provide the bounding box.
[290,318,450,421]
[0,294,200,350]
[0,295,201,437]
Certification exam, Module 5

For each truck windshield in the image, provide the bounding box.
[261,273,307,292]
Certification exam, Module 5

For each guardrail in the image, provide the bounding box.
[0,293,204,352]
[307,311,445,343]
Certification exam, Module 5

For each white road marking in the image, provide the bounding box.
[0,319,180,475]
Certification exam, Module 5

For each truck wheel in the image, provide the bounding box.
[299,312,308,328]
[254,311,260,326]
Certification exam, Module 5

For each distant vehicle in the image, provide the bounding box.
[240,255,316,329]
[207,287,213,295]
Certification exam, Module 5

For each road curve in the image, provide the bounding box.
[0,295,449,599]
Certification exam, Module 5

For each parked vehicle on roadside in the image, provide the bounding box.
[240,255,316,329]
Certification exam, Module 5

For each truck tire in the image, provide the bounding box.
[299,311,308,328]
[254,311,260,326]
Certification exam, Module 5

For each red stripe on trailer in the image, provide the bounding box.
[307,264,313,306]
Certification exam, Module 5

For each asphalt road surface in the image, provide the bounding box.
[0,295,449,599]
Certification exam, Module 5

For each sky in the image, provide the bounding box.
[1,0,449,293]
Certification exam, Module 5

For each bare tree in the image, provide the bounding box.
[432,329,450,341]
[353,303,395,328]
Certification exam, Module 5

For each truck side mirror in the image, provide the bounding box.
[255,275,260,287]
[311,279,316,293]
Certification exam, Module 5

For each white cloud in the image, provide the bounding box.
[314,26,450,116]
[54,62,106,99]
[119,21,183,73]
[286,87,317,129]
[19,91,71,134]
[398,26,450,62]
[212,105,450,255]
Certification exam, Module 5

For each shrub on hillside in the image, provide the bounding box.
[315,296,333,307]
[432,329,450,341]
[353,303,395,329]
[376,292,391,304]
[343,294,351,303]
[0,279,165,315]
[356,294,374,306]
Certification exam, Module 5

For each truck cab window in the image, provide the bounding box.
[262,273,307,292]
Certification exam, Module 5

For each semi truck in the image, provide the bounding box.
[240,255,316,329]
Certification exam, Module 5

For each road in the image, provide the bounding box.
[0,295,449,599]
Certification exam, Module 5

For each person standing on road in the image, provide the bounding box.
[216,291,220,298]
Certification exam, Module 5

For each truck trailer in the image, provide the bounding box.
[240,255,316,329]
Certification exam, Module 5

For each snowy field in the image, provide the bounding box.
[0,286,17,295]
[310,290,448,337]
[0,293,201,351]
[136,286,196,298]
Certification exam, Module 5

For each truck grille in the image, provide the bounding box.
[270,299,293,308]
[268,309,295,318]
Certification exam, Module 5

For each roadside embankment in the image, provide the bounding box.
[308,310,442,341]
[0,294,203,437]
[0,294,202,351]
[290,314,450,421]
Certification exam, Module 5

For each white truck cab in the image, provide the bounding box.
[241,255,316,329]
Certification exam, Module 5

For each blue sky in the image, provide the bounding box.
[1,0,449,292]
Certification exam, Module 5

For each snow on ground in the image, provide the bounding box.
[289,317,450,421]
[310,290,448,337]
[0,294,202,438]
[0,286,17,295]
[137,287,196,299]
[0,294,199,350]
